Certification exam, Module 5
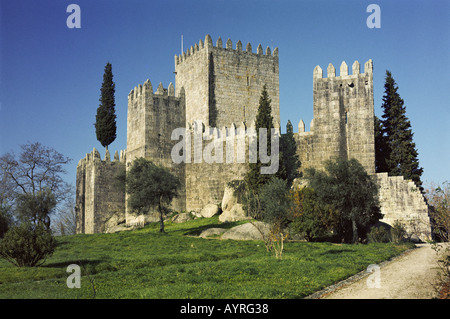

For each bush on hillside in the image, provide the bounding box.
[0,223,56,267]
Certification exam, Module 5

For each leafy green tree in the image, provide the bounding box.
[277,120,301,188]
[260,177,292,230]
[245,84,275,192]
[0,205,12,238]
[16,188,56,230]
[380,70,423,190]
[95,62,117,150]
[125,158,181,233]
[259,177,292,258]
[0,222,56,267]
[305,158,382,243]
[290,187,339,242]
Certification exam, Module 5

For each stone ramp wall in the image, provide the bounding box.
[376,172,432,241]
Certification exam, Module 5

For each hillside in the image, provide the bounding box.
[0,216,413,299]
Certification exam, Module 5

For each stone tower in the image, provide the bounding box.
[126,80,186,221]
[76,148,126,234]
[175,34,280,128]
[296,60,375,175]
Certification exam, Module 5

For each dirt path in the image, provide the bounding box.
[318,244,442,299]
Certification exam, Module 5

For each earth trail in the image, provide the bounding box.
[322,244,443,299]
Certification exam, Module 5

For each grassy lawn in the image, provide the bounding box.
[0,216,414,299]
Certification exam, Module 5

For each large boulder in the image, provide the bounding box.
[221,186,238,212]
[105,224,137,233]
[222,221,270,241]
[200,204,220,218]
[104,213,126,233]
[219,203,250,223]
[171,212,192,223]
[127,212,160,225]
[219,185,249,222]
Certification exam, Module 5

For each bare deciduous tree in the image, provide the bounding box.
[0,142,72,202]
[0,142,72,227]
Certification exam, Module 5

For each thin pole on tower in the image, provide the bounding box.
[181,34,183,54]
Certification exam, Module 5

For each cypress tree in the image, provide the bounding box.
[374,115,389,173]
[380,70,423,190]
[95,62,117,150]
[277,120,301,187]
[245,84,274,192]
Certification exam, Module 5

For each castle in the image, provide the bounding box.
[75,35,431,240]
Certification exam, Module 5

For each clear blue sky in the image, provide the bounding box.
[1,0,449,191]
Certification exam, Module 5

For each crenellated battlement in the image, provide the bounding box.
[77,147,126,166]
[185,119,281,141]
[128,79,184,102]
[175,34,278,66]
[296,118,314,136]
[313,59,373,79]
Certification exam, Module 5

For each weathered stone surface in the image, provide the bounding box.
[376,173,431,241]
[199,227,227,238]
[76,148,126,234]
[221,186,238,212]
[127,213,158,226]
[295,60,375,175]
[104,213,126,233]
[200,204,220,218]
[222,221,270,240]
[219,204,250,223]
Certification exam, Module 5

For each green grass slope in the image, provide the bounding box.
[0,216,414,299]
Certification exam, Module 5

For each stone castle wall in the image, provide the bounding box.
[76,148,126,234]
[75,35,432,240]
[183,121,280,212]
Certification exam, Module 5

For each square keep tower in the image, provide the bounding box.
[175,35,280,128]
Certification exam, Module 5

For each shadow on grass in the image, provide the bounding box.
[320,249,354,255]
[43,259,105,269]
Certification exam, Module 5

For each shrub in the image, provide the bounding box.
[259,178,292,259]
[367,226,391,243]
[425,182,450,297]
[0,223,56,267]
[390,221,407,244]
[290,187,339,242]
[305,158,381,243]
